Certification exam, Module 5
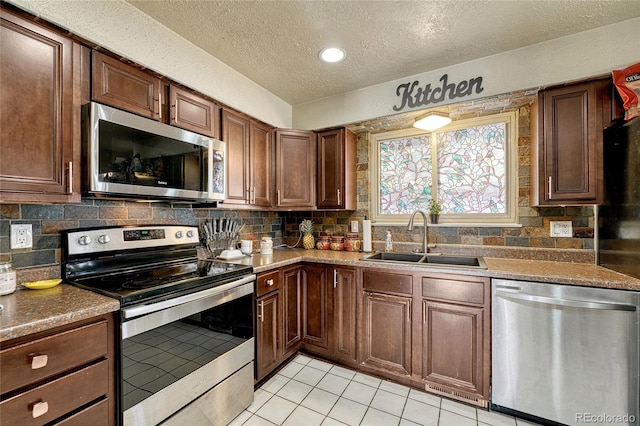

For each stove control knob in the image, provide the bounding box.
[175,231,184,239]
[98,234,111,244]
[77,235,92,246]
[186,230,195,238]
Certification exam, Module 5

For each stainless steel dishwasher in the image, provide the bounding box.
[492,279,639,426]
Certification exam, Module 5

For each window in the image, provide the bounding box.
[370,112,518,225]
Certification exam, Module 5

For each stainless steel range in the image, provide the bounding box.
[62,225,255,426]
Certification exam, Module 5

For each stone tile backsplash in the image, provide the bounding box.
[1,92,597,281]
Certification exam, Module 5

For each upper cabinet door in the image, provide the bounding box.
[249,120,273,207]
[169,85,218,138]
[537,80,608,205]
[274,129,316,208]
[0,8,81,203]
[317,128,357,210]
[222,108,250,205]
[92,50,162,121]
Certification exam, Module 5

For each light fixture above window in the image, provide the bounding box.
[413,112,452,131]
[319,47,345,63]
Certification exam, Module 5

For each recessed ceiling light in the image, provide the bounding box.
[319,47,345,63]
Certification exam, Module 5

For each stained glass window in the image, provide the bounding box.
[371,112,517,225]
[437,123,506,214]
[379,135,432,214]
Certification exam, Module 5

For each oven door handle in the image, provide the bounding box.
[122,274,256,320]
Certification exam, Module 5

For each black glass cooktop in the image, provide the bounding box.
[70,260,253,306]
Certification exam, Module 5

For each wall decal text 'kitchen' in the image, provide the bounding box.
[393,73,484,111]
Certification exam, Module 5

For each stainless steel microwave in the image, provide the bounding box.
[83,102,225,202]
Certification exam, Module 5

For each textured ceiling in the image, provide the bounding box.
[125,0,640,106]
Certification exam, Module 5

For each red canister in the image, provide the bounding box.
[330,235,344,251]
[345,233,361,252]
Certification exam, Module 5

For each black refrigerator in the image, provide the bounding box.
[598,116,640,279]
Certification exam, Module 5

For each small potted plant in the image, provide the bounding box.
[428,199,442,224]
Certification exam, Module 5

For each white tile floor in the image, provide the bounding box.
[229,355,542,426]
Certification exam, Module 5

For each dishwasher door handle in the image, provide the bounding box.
[495,291,637,312]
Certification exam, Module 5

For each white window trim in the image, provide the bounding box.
[369,111,520,227]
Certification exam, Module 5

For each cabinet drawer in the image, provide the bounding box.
[363,270,412,295]
[0,360,108,425]
[0,320,108,394]
[422,276,487,305]
[54,398,109,426]
[257,270,280,296]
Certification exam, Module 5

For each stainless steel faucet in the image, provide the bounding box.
[407,210,429,253]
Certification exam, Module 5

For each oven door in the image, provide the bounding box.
[120,274,255,426]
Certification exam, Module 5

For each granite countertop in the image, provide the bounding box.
[0,284,120,342]
[229,248,640,291]
[3,248,639,343]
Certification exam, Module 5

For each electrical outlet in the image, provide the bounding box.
[550,221,572,238]
[11,224,33,249]
[350,221,359,233]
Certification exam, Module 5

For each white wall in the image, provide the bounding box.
[293,18,640,130]
[9,0,293,128]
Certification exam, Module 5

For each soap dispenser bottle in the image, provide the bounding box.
[385,231,393,252]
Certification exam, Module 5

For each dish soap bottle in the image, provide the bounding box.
[385,231,393,252]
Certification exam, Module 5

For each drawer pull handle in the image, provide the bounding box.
[32,401,49,418]
[266,279,274,287]
[31,354,48,369]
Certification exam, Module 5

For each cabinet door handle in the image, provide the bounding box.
[31,354,48,369]
[407,305,411,322]
[259,301,264,322]
[252,187,256,204]
[277,190,281,205]
[32,401,49,418]
[66,161,73,194]
[157,91,162,120]
[246,188,251,204]
[337,189,341,206]
[266,279,274,287]
[333,269,338,288]
[547,176,552,199]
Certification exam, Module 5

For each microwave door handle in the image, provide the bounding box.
[207,140,214,199]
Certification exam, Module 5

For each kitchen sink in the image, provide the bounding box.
[362,252,426,262]
[361,252,487,269]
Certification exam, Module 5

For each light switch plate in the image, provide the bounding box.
[11,224,33,249]
[550,221,572,238]
[350,221,359,233]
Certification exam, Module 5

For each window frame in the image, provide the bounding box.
[369,111,519,226]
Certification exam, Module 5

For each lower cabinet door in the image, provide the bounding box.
[301,264,329,350]
[282,266,302,358]
[332,267,357,365]
[361,292,412,376]
[256,292,279,381]
[421,299,487,403]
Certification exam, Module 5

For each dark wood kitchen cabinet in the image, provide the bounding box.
[92,50,163,121]
[93,51,220,138]
[301,264,330,351]
[330,266,358,365]
[301,264,358,366]
[169,85,219,138]
[282,265,302,359]
[0,313,116,425]
[274,129,316,209]
[255,270,281,382]
[536,78,613,205]
[0,7,81,203]
[360,270,413,378]
[317,128,357,210]
[222,108,273,208]
[418,273,490,408]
